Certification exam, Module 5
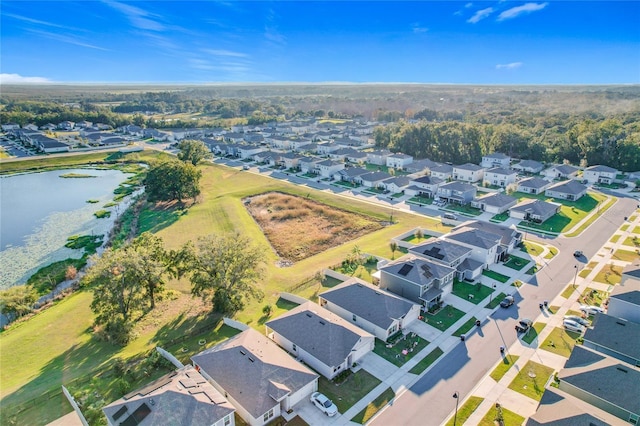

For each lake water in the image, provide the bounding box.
[0,168,134,289]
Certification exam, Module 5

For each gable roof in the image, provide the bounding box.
[474,193,518,208]
[483,152,509,160]
[430,163,453,174]
[265,302,373,368]
[583,314,640,360]
[319,279,417,329]
[585,165,618,173]
[409,239,471,265]
[454,163,483,172]
[451,220,519,246]
[445,227,501,250]
[382,176,411,187]
[381,255,455,284]
[622,263,640,280]
[102,365,234,426]
[513,159,544,171]
[518,177,551,190]
[338,167,370,178]
[552,164,579,175]
[360,171,392,182]
[609,277,640,306]
[438,181,476,192]
[485,167,516,176]
[546,180,587,196]
[412,175,444,185]
[510,199,560,217]
[191,329,318,419]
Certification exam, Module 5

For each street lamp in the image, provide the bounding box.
[452,391,459,426]
[573,265,578,289]
[490,283,497,303]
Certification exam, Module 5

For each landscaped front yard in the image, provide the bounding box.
[351,387,395,424]
[477,405,525,426]
[580,287,608,307]
[489,355,520,382]
[593,264,622,285]
[451,280,494,305]
[507,361,555,401]
[521,322,546,345]
[481,269,510,283]
[504,254,530,271]
[373,335,429,367]
[540,327,582,358]
[612,248,640,262]
[423,305,465,331]
[318,370,381,414]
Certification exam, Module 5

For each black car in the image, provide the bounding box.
[515,319,533,333]
[500,295,514,308]
[573,250,583,257]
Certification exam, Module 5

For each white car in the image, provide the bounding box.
[564,315,590,327]
[563,319,586,333]
[310,392,338,417]
[579,305,605,315]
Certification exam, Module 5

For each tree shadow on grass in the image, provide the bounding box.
[137,201,191,235]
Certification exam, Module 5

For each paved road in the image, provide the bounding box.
[371,195,638,426]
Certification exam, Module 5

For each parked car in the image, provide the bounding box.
[500,295,515,308]
[443,213,458,220]
[579,305,605,315]
[564,315,590,327]
[563,319,587,333]
[310,392,338,417]
[573,250,583,257]
[515,319,533,333]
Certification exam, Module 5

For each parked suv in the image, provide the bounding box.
[515,319,533,333]
[500,295,515,308]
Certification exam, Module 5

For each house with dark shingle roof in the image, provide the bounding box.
[436,181,477,205]
[366,149,392,166]
[381,176,411,193]
[471,192,518,214]
[607,274,640,324]
[542,164,580,180]
[192,328,318,426]
[517,177,552,195]
[358,171,392,188]
[453,163,484,183]
[583,165,619,184]
[509,199,561,223]
[408,239,483,281]
[405,175,444,198]
[481,153,511,169]
[483,167,518,188]
[512,159,544,174]
[265,302,374,380]
[334,167,369,183]
[429,163,453,181]
[558,345,640,424]
[386,153,414,169]
[582,314,640,367]
[545,180,587,201]
[318,278,420,341]
[103,364,235,426]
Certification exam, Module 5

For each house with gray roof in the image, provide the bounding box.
[408,239,483,281]
[192,328,318,426]
[279,152,304,170]
[316,142,341,156]
[265,302,374,380]
[509,199,560,223]
[318,278,420,341]
[483,168,517,188]
[545,180,587,201]
[316,159,345,178]
[558,345,640,424]
[357,171,392,188]
[328,147,358,161]
[607,275,640,324]
[429,163,453,180]
[542,164,580,180]
[582,314,640,367]
[367,149,392,166]
[453,163,484,183]
[436,181,477,205]
[381,176,411,193]
[405,175,444,198]
[237,144,265,160]
[334,167,369,183]
[386,153,414,169]
[298,156,320,174]
[481,153,511,169]
[583,165,619,184]
[345,150,368,165]
[517,177,552,195]
[103,364,235,426]
[471,192,518,214]
[512,159,544,174]
[457,220,522,253]
[443,220,521,266]
[405,158,439,174]
[379,255,455,310]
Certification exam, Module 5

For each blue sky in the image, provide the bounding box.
[1,1,639,84]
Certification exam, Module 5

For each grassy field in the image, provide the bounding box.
[318,370,380,414]
[593,264,623,285]
[508,361,555,401]
[540,327,581,358]
[477,405,525,426]
[521,241,544,256]
[351,387,395,424]
[564,194,617,237]
[489,355,519,382]
[408,347,444,375]
[521,322,546,345]
[444,396,484,426]
[612,249,640,262]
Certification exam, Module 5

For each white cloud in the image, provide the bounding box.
[203,49,248,58]
[467,7,494,23]
[412,23,428,34]
[498,2,548,21]
[103,0,165,31]
[4,13,83,31]
[496,62,523,70]
[28,29,109,51]
[465,3,473,8]
[0,73,51,84]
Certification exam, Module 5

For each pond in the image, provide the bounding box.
[0,168,136,289]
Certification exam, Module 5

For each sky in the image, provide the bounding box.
[1,1,639,85]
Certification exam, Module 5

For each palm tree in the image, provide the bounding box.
[390,241,398,259]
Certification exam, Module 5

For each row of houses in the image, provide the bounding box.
[527,264,640,425]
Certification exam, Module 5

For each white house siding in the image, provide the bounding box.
[351,336,375,365]
[286,379,318,411]
[607,299,640,325]
[509,210,527,220]
[213,415,235,426]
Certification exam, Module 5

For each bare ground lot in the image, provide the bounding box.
[245,192,384,262]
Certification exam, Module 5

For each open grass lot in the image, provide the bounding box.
[504,254,530,271]
[318,370,380,414]
[477,405,525,426]
[373,336,429,367]
[612,249,640,262]
[424,305,465,331]
[521,322,546,345]
[452,280,494,305]
[1,155,449,423]
[564,194,617,237]
[593,264,623,285]
[351,387,395,424]
[482,269,510,283]
[541,327,581,358]
[402,233,433,243]
[489,355,520,382]
[444,396,484,426]
[408,347,444,375]
[508,361,555,401]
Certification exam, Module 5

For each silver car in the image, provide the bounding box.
[310,392,338,417]
[564,315,590,326]
[563,319,586,334]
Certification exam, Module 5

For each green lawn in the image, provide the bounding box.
[351,387,395,424]
[373,336,429,367]
[526,264,540,275]
[541,327,582,358]
[423,305,465,331]
[561,285,576,299]
[482,269,510,283]
[521,241,544,257]
[333,260,378,284]
[564,195,617,237]
[485,292,506,309]
[521,322,546,345]
[444,396,484,426]
[490,212,510,223]
[478,405,525,426]
[508,361,555,401]
[409,347,444,375]
[623,236,640,248]
[453,317,479,337]
[580,287,608,307]
[318,370,381,414]
[504,254,530,271]
[612,249,640,262]
[451,280,494,305]
[444,204,483,217]
[544,246,558,259]
[407,195,433,206]
[593,264,622,285]
[489,355,520,382]
[402,233,433,243]
[610,234,621,243]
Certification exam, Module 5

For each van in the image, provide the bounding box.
[443,213,457,220]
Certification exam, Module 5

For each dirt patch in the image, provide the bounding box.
[245,192,383,262]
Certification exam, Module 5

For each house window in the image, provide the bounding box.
[263,409,274,422]
[292,344,297,351]
[630,414,638,425]
[352,314,357,322]
[224,415,231,426]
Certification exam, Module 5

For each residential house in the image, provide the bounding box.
[358,171,392,188]
[288,138,312,152]
[542,164,580,180]
[299,157,320,174]
[102,364,235,426]
[621,263,640,284]
[318,278,421,341]
[316,142,341,156]
[279,152,304,171]
[483,168,517,188]
[471,193,518,214]
[34,135,70,153]
[429,163,453,181]
[408,239,483,281]
[334,167,370,184]
[367,149,392,166]
[436,181,477,205]
[23,123,39,131]
[171,128,204,141]
[545,180,587,201]
[254,151,281,167]
[58,121,75,130]
[405,175,444,198]
[517,177,552,195]
[509,199,560,223]
[193,328,318,426]
[558,345,640,424]
[119,124,143,137]
[405,158,439,175]
[444,220,521,266]
[378,255,456,310]
[386,153,413,170]
[582,314,640,367]
[333,137,361,149]
[481,153,511,169]
[267,135,291,150]
[1,123,20,131]
[265,302,374,380]
[75,120,93,128]
[316,159,344,178]
[345,150,368,165]
[328,147,358,162]
[381,176,411,194]
[453,163,484,183]
[512,159,544,174]
[237,144,265,160]
[583,165,619,184]
[607,274,640,324]
[223,132,245,143]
